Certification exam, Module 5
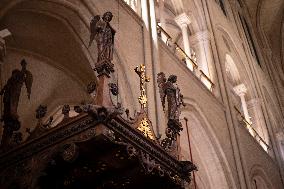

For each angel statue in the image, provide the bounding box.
[157,72,185,151]
[89,12,116,76]
[157,72,185,125]
[0,59,33,148]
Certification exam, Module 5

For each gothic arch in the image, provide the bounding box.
[216,25,257,99]
[225,54,241,85]
[249,164,274,189]
[0,0,138,143]
[0,0,137,110]
[178,98,237,189]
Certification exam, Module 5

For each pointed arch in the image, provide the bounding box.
[216,25,257,98]
[179,98,237,189]
[249,164,274,189]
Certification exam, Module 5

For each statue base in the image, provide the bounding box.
[1,117,21,149]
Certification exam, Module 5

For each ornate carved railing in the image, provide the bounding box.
[0,111,195,188]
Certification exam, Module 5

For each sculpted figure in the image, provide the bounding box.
[0,59,33,148]
[89,12,116,65]
[157,72,185,151]
[157,73,185,125]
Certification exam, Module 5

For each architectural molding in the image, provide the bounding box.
[189,30,212,46]
[174,13,191,28]
[233,83,247,96]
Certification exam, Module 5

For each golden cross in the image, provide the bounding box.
[137,118,155,140]
[134,64,150,109]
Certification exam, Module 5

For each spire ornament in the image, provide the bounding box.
[134,64,156,140]
[135,64,150,110]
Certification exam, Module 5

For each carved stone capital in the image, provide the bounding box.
[233,83,247,96]
[174,13,191,28]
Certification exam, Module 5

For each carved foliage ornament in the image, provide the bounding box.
[137,118,155,140]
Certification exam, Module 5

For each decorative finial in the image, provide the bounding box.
[134,64,150,110]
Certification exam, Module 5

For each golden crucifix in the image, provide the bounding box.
[135,64,150,110]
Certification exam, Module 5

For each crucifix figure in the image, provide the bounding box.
[134,64,150,110]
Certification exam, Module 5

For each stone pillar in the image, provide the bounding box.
[276,131,284,161]
[189,30,212,77]
[174,13,192,70]
[158,0,167,42]
[0,29,11,62]
[247,99,269,140]
[141,0,164,137]
[136,0,142,16]
[233,84,251,124]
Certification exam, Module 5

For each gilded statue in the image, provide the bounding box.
[0,59,33,148]
[89,12,116,76]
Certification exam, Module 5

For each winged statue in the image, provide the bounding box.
[0,59,33,148]
[157,72,185,124]
[88,12,116,65]
[157,72,186,151]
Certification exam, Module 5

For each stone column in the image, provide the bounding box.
[0,29,11,62]
[136,0,142,16]
[189,30,212,77]
[233,84,251,124]
[174,13,192,70]
[247,99,269,139]
[141,0,164,137]
[158,0,167,42]
[276,131,284,161]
